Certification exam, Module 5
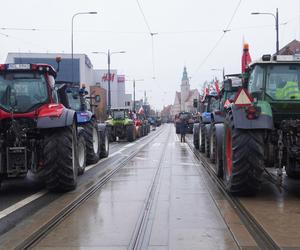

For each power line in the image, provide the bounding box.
[192,0,242,78]
[136,0,158,79]
[136,0,152,34]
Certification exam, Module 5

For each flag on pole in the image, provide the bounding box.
[241,43,252,73]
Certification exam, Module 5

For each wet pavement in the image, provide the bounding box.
[33,125,241,250]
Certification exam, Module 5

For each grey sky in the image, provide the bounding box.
[1,0,299,109]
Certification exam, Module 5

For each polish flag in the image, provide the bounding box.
[241,43,252,73]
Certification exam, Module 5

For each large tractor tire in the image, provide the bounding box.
[210,123,224,177]
[77,129,87,176]
[198,123,205,153]
[100,129,110,158]
[127,125,135,142]
[204,124,211,158]
[286,156,300,179]
[223,112,264,195]
[83,119,100,165]
[40,124,78,192]
[193,123,200,149]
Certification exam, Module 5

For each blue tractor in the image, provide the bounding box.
[193,91,219,157]
[56,82,109,175]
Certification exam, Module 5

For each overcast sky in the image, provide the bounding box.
[1,0,300,109]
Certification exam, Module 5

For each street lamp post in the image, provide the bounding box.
[251,8,279,54]
[92,50,125,112]
[132,79,144,112]
[71,11,97,85]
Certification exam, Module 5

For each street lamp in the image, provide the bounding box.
[132,79,144,112]
[71,11,97,85]
[251,8,279,54]
[92,50,126,112]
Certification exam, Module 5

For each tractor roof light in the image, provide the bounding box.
[262,54,271,61]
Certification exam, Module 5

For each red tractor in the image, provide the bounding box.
[0,63,79,191]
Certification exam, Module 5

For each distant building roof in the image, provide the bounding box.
[278,39,300,55]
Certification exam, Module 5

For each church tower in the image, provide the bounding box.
[180,66,190,111]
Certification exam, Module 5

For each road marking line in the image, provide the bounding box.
[0,191,47,220]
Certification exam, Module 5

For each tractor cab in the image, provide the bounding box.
[111,108,129,120]
[244,54,300,124]
[0,63,59,116]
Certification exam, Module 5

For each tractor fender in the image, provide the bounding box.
[37,108,76,128]
[214,123,224,163]
[211,112,224,124]
[230,105,273,130]
[201,112,211,123]
[76,111,93,123]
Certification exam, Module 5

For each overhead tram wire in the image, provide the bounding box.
[192,0,242,78]
[136,0,157,79]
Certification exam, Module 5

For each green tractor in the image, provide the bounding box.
[106,108,136,142]
[223,54,300,195]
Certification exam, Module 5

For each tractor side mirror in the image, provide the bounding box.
[223,79,232,91]
[55,56,61,73]
[193,99,198,108]
[95,95,101,103]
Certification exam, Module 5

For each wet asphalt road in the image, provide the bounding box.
[0,133,154,238]
[2,124,300,249]
[33,125,240,249]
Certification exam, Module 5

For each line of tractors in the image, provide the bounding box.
[193,54,300,195]
[0,58,157,192]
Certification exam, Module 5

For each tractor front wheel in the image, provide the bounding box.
[199,123,205,153]
[77,130,87,175]
[100,129,110,158]
[83,119,100,164]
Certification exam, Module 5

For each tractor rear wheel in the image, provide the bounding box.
[77,130,87,175]
[286,157,300,179]
[83,119,100,164]
[127,125,135,142]
[199,123,205,153]
[41,124,78,192]
[100,129,110,158]
[223,112,264,195]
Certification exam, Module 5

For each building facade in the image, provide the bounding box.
[93,69,127,108]
[5,52,131,110]
[6,52,94,88]
[171,66,199,116]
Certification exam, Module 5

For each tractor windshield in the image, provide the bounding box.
[0,73,48,113]
[66,89,81,111]
[266,65,300,100]
[112,110,125,119]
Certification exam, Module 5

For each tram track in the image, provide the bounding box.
[186,138,280,250]
[0,127,166,250]
[129,126,170,250]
